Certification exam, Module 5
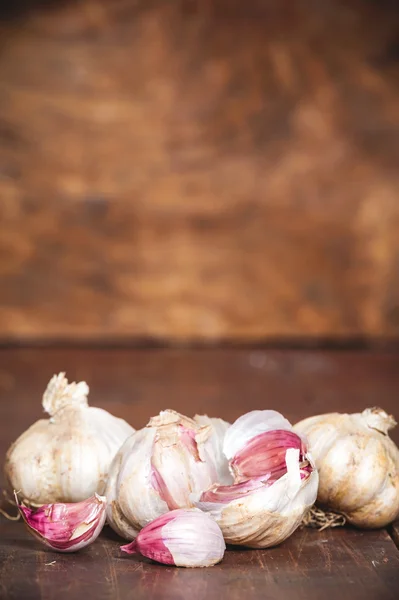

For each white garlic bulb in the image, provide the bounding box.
[194,410,318,548]
[294,407,399,528]
[106,410,226,539]
[5,373,134,506]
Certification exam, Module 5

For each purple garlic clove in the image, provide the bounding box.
[17,493,106,552]
[121,508,225,567]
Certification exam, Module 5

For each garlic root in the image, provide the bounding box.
[301,506,346,531]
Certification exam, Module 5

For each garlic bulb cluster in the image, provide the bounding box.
[5,373,134,506]
[195,410,318,548]
[294,407,399,528]
[121,508,225,567]
[17,494,107,552]
[106,410,230,540]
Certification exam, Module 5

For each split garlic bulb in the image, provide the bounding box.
[294,407,399,528]
[5,373,134,506]
[106,410,227,540]
[195,410,318,548]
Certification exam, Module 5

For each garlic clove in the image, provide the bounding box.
[230,429,306,481]
[107,427,169,538]
[223,410,294,462]
[17,494,107,552]
[194,415,232,485]
[195,448,318,548]
[121,508,225,567]
[149,411,218,510]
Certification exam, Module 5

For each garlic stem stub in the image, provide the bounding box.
[17,494,107,552]
[5,373,134,506]
[121,508,225,567]
[294,407,399,528]
[106,410,228,540]
[195,410,318,548]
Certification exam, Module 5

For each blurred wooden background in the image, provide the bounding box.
[0,0,398,343]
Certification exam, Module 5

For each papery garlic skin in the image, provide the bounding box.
[17,494,106,552]
[194,415,232,485]
[195,448,318,548]
[223,410,293,463]
[106,410,222,540]
[121,508,225,567]
[5,373,134,505]
[224,409,308,484]
[294,407,399,528]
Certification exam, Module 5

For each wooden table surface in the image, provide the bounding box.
[1,347,399,600]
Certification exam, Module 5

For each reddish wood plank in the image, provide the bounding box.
[1,519,398,600]
[0,1,399,341]
[390,521,399,550]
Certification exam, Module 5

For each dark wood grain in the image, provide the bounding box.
[390,521,399,550]
[1,0,399,341]
[1,347,399,599]
[1,517,399,600]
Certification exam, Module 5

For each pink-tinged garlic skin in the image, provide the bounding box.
[17,494,106,552]
[121,509,225,567]
[106,410,224,540]
[294,407,399,528]
[195,448,318,548]
[223,410,293,463]
[193,409,318,548]
[231,429,306,481]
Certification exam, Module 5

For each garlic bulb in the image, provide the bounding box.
[5,373,134,505]
[121,508,225,567]
[294,407,399,528]
[17,494,106,552]
[106,410,224,539]
[194,410,318,548]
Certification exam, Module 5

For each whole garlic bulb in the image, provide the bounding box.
[294,407,399,528]
[195,410,318,548]
[106,410,227,539]
[5,373,134,506]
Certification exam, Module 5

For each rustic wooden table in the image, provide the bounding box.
[1,347,399,600]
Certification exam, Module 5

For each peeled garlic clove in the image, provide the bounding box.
[106,410,222,539]
[294,407,399,528]
[195,448,318,548]
[193,415,232,484]
[5,373,134,506]
[121,508,225,567]
[17,494,106,552]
